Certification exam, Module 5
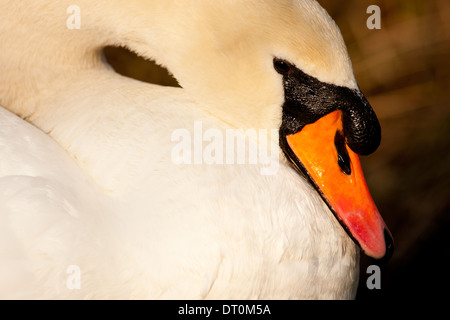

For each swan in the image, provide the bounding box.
[0,0,393,299]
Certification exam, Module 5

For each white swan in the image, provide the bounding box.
[0,0,392,299]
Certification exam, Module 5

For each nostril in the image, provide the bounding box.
[334,130,351,175]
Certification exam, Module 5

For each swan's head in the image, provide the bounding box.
[108,0,393,261]
[68,0,395,260]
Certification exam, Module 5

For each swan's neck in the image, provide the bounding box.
[1,1,284,131]
[0,3,102,118]
[0,1,192,117]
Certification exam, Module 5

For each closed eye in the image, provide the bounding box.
[273,58,292,75]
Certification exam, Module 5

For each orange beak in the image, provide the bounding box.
[285,110,393,260]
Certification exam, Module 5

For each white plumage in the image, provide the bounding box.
[0,0,363,299]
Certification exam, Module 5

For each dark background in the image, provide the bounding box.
[103,0,450,300]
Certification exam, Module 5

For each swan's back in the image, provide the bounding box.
[0,107,104,298]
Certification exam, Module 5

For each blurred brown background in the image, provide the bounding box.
[103,0,450,300]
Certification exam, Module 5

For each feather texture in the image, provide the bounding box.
[0,0,360,299]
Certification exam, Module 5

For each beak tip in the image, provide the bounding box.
[370,228,394,264]
[382,227,395,262]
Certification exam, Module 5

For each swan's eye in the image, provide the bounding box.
[273,59,292,75]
